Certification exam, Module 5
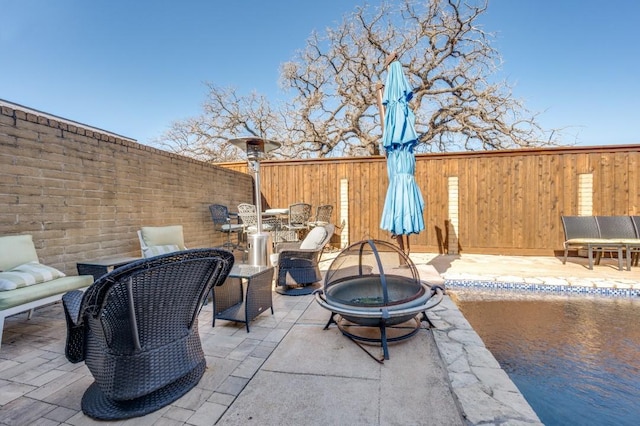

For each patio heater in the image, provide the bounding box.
[229,137,281,266]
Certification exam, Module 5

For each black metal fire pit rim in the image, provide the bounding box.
[323,274,426,307]
[314,283,444,319]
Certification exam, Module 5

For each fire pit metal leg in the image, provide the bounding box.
[379,324,389,360]
[419,311,435,328]
[323,312,338,330]
[325,314,423,361]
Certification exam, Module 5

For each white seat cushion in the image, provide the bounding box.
[246,223,273,233]
[222,224,244,232]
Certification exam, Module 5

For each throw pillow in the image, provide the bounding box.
[300,226,328,250]
[0,261,66,291]
[143,244,181,258]
[0,234,40,271]
[0,277,18,291]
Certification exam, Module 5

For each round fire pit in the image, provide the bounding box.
[314,239,444,360]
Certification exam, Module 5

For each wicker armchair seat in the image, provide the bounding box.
[62,249,234,420]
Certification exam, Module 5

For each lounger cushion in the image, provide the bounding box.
[564,238,608,245]
[143,244,181,258]
[300,226,328,250]
[0,261,66,291]
[0,275,93,310]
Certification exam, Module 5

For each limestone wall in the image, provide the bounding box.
[0,102,253,274]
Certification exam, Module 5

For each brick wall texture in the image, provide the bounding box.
[0,104,253,275]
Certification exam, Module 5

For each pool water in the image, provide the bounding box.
[454,291,640,426]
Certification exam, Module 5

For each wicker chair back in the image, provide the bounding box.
[63,249,234,420]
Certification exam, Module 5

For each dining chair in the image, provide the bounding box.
[209,204,244,252]
[283,202,312,239]
[307,204,333,228]
[237,203,276,233]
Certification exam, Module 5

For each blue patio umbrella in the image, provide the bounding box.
[379,60,425,240]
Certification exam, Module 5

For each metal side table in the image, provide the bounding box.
[213,264,274,332]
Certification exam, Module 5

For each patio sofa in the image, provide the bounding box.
[561,215,640,271]
[0,234,93,349]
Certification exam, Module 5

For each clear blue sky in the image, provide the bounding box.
[1,0,639,148]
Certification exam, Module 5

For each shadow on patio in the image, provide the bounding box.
[3,251,638,425]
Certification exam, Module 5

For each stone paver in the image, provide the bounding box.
[2,253,637,425]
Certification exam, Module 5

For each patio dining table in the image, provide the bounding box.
[263,208,299,243]
[263,208,290,228]
[264,208,289,216]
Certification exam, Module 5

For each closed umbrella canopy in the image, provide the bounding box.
[381,62,418,149]
[380,61,425,236]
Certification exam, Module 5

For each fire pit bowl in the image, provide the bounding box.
[314,239,444,360]
[322,275,430,326]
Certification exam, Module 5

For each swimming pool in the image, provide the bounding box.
[452,289,640,426]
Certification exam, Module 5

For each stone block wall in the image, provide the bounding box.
[0,102,253,274]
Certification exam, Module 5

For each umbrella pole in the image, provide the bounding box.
[395,235,404,253]
[376,82,385,136]
[395,235,410,256]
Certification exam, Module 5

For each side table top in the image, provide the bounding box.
[229,264,273,278]
[77,255,141,267]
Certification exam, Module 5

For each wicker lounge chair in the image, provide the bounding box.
[562,215,640,271]
[594,215,638,271]
[137,225,187,258]
[561,216,602,269]
[62,248,234,420]
[272,224,334,296]
[632,216,640,267]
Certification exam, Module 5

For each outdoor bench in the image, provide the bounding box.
[0,234,93,349]
[561,215,640,271]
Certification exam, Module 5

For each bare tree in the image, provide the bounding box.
[153,84,285,161]
[155,0,557,161]
[281,0,557,156]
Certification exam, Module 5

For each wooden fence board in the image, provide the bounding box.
[219,145,640,255]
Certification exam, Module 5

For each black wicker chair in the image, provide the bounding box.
[62,248,234,420]
[273,224,334,296]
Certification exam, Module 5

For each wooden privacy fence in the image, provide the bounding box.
[220,144,640,256]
